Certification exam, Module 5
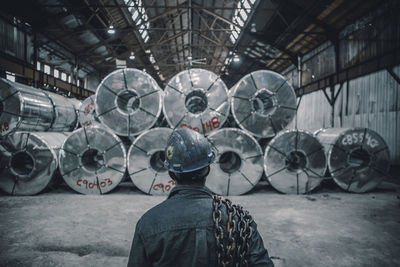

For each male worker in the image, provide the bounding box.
[127,128,274,267]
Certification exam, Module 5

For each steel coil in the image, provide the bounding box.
[0,132,69,195]
[95,68,163,136]
[45,91,80,131]
[206,128,263,195]
[127,127,175,195]
[0,78,78,137]
[79,96,99,127]
[59,125,126,194]
[230,70,297,138]
[163,68,229,135]
[316,128,390,193]
[264,130,326,194]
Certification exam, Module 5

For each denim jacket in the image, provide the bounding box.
[127,185,274,267]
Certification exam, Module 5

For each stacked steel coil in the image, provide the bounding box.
[59,125,126,194]
[316,128,390,193]
[1,67,392,196]
[0,132,69,195]
[78,95,99,127]
[127,127,175,196]
[264,130,327,194]
[0,78,79,137]
[163,68,230,135]
[95,68,163,137]
[230,70,297,138]
[206,128,264,195]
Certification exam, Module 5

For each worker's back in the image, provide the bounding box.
[127,185,273,267]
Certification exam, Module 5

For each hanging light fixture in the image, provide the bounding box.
[107,25,115,34]
[233,54,240,62]
[129,52,135,60]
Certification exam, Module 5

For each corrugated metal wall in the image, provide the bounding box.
[284,2,400,165]
[0,18,33,63]
[287,65,400,164]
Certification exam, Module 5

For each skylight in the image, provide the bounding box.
[124,0,150,43]
[229,0,255,44]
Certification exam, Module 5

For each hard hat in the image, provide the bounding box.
[164,128,215,173]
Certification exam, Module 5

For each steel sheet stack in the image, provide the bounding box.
[59,125,126,194]
[0,78,79,137]
[0,132,69,195]
[230,70,297,138]
[127,127,175,195]
[163,68,230,135]
[316,128,390,193]
[206,128,264,195]
[264,130,327,194]
[95,68,163,137]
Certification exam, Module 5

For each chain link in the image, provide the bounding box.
[212,195,253,267]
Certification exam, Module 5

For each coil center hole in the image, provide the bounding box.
[10,151,34,177]
[185,89,208,114]
[219,151,242,174]
[116,90,140,115]
[81,148,104,171]
[348,148,371,167]
[285,151,307,173]
[252,89,277,116]
[150,150,167,173]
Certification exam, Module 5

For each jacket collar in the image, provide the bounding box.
[168,184,214,199]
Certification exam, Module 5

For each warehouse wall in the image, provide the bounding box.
[287,66,400,164]
[284,2,400,165]
[0,17,33,63]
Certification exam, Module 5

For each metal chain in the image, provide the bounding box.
[212,195,253,267]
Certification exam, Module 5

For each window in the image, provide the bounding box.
[240,9,248,21]
[44,64,51,74]
[36,61,41,71]
[6,72,15,82]
[54,69,59,78]
[132,10,139,20]
[61,73,67,81]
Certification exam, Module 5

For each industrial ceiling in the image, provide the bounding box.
[3,0,382,88]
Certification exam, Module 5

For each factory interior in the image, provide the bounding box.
[0,0,399,266]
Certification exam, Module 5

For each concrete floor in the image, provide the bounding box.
[0,181,400,267]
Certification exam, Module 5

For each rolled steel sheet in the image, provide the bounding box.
[163,68,229,135]
[127,127,175,195]
[59,125,126,194]
[79,96,100,127]
[316,128,390,193]
[45,91,79,131]
[206,128,263,196]
[0,78,79,137]
[264,130,326,194]
[230,70,297,138]
[68,98,82,128]
[0,132,69,195]
[95,68,163,136]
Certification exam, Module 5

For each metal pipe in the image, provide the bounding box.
[206,128,264,196]
[127,127,175,195]
[316,127,390,193]
[0,132,70,195]
[264,130,327,194]
[95,68,163,137]
[230,70,297,138]
[163,68,229,135]
[59,125,127,194]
